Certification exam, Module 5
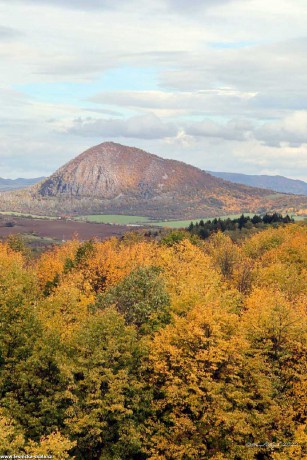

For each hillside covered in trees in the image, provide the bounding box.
[0,223,306,459]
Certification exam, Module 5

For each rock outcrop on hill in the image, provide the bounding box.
[37,142,232,199]
[1,142,307,219]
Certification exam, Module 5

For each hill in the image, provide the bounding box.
[1,142,306,219]
[0,177,45,191]
[209,171,307,196]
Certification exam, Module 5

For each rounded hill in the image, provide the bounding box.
[2,142,306,219]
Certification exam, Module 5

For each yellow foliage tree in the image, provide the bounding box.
[146,302,280,459]
[0,409,25,455]
[25,432,76,459]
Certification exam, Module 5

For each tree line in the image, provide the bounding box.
[187,213,294,239]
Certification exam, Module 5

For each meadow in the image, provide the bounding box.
[76,212,304,228]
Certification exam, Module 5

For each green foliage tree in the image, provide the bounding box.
[96,266,171,332]
[6,233,31,258]
[0,244,74,442]
[66,308,150,460]
[160,229,198,246]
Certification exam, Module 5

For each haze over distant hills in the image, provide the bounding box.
[209,172,307,196]
[1,142,306,219]
[0,177,45,192]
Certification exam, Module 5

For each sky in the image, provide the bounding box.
[0,0,307,180]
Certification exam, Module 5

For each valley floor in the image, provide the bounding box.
[0,215,129,247]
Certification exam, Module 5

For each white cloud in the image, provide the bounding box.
[90,89,257,117]
[186,118,254,141]
[0,25,22,40]
[0,0,234,12]
[65,113,178,140]
[255,111,307,147]
[0,0,124,10]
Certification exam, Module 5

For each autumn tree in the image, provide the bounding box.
[241,288,307,451]
[145,302,284,460]
[66,308,150,460]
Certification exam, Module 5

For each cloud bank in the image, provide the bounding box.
[0,0,306,180]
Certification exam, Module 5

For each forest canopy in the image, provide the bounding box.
[0,223,306,459]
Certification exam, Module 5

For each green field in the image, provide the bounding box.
[151,213,259,228]
[77,213,259,228]
[76,214,152,225]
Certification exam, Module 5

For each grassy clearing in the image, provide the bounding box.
[151,213,257,228]
[153,214,305,227]
[75,213,305,228]
[77,213,269,228]
[76,214,151,225]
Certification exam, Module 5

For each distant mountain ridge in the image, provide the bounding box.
[0,177,45,191]
[209,171,307,196]
[1,142,306,219]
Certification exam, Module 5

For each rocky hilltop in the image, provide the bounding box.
[1,142,307,219]
[38,142,219,199]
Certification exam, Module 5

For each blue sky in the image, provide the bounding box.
[15,67,160,102]
[0,0,306,180]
